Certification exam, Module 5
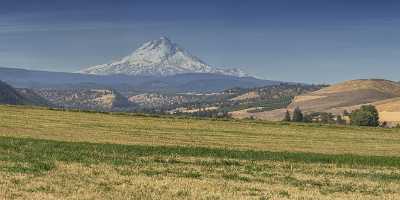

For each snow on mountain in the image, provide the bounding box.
[79,37,249,77]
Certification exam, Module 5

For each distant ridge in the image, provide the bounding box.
[0,67,279,93]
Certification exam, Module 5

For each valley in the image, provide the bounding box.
[5,38,400,127]
[4,73,400,127]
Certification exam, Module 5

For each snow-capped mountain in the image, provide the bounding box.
[79,37,249,77]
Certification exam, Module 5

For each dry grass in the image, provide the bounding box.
[230,108,287,121]
[379,112,400,123]
[1,105,400,199]
[288,79,400,114]
[291,95,325,103]
[1,105,400,156]
[323,98,400,124]
[1,153,400,200]
[313,79,400,95]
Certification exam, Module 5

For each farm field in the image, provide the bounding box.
[1,105,400,199]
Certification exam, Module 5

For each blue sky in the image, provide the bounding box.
[1,0,400,83]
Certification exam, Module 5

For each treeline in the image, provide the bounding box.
[172,110,231,119]
[283,105,388,127]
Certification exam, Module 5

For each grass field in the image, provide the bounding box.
[1,105,400,199]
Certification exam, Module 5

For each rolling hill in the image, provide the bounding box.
[287,79,400,113]
[230,79,400,124]
[277,79,400,125]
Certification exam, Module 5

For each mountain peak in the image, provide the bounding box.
[139,36,174,50]
[159,36,171,41]
[79,37,249,77]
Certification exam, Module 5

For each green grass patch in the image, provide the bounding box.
[1,136,400,176]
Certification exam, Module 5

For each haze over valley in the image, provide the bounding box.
[2,36,400,126]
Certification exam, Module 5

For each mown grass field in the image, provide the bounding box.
[0,105,400,199]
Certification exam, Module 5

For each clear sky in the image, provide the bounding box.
[1,0,400,83]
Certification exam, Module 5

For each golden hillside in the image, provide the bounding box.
[288,79,400,114]
[228,79,400,123]
[314,79,400,95]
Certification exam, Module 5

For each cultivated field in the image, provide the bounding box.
[1,105,400,199]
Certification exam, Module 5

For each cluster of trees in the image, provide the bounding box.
[283,105,381,127]
[174,110,231,119]
[283,107,304,122]
[284,108,339,124]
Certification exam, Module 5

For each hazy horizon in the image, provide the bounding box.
[1,0,400,84]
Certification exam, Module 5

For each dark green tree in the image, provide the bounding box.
[350,105,379,127]
[292,107,304,122]
[283,110,291,122]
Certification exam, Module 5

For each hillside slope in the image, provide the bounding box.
[0,80,26,105]
[232,79,400,122]
[0,80,49,106]
[278,79,400,125]
[16,88,50,106]
[288,79,400,114]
